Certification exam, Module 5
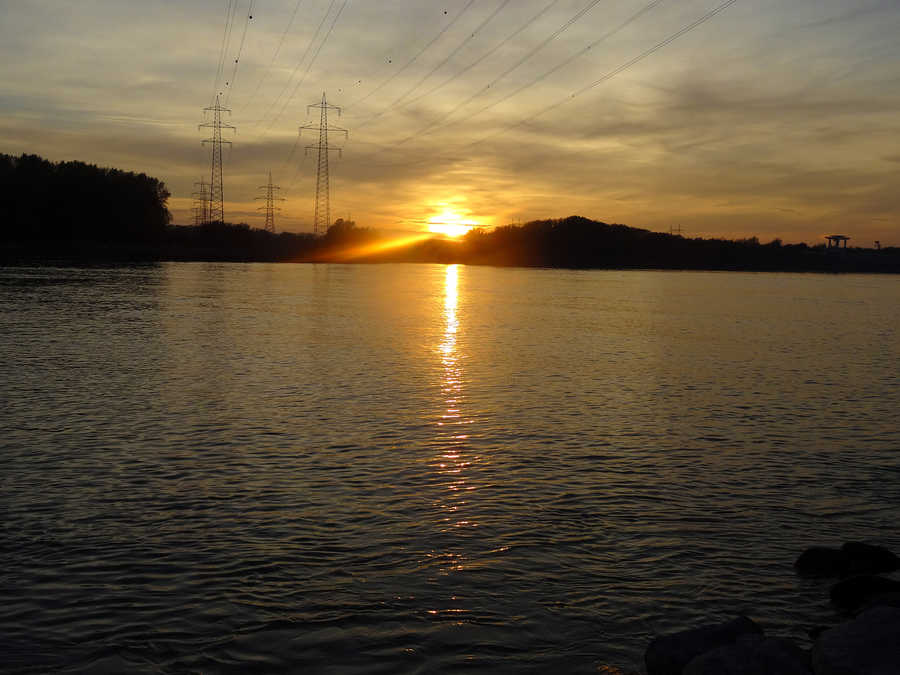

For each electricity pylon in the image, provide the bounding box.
[255,171,284,233]
[299,92,347,235]
[192,179,210,225]
[199,95,235,223]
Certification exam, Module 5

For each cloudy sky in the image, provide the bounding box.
[2,0,899,243]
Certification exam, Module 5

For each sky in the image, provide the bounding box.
[2,0,899,244]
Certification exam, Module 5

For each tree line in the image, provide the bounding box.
[1,154,896,272]
[1,153,171,244]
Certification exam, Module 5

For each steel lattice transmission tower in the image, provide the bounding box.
[255,171,284,233]
[299,92,347,235]
[199,95,235,223]
[192,179,210,225]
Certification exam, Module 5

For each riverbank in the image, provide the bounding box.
[5,216,900,272]
[4,239,900,273]
[643,542,900,674]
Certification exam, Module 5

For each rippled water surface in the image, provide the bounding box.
[2,263,899,673]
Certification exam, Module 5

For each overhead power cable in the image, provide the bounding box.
[223,0,256,107]
[391,0,604,141]
[400,0,562,112]
[347,0,477,110]
[472,0,741,147]
[251,0,339,136]
[435,0,669,138]
[269,0,348,131]
[369,0,514,119]
[361,0,740,169]
[211,0,240,104]
[238,0,307,114]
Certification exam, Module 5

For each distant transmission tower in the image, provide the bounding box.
[192,179,210,225]
[256,171,284,233]
[199,95,235,223]
[299,92,348,235]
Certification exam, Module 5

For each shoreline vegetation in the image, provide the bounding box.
[3,153,898,272]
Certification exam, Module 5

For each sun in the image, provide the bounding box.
[427,209,477,238]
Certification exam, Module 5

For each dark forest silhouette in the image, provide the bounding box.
[2,153,898,272]
[1,153,171,245]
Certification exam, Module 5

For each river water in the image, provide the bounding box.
[2,263,899,673]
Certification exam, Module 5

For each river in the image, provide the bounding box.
[2,263,898,673]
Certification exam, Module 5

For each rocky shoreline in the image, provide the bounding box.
[643,542,900,674]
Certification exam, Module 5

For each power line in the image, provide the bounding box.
[433,0,604,124]
[237,0,307,114]
[400,0,562,112]
[386,0,604,145]
[434,0,669,137]
[347,1,477,111]
[223,0,256,107]
[211,0,240,104]
[357,0,513,128]
[286,152,310,194]
[360,0,740,169]
[471,0,741,148]
[251,0,338,136]
[257,0,347,138]
[275,0,348,127]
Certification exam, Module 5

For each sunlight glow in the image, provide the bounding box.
[427,209,477,238]
[324,233,432,261]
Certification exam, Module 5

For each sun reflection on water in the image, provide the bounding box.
[439,264,461,424]
[433,264,478,553]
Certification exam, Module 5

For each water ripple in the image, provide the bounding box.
[2,264,899,673]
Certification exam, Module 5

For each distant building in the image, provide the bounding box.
[825,235,850,249]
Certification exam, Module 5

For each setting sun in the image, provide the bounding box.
[427,209,477,238]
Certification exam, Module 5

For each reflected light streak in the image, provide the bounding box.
[433,263,479,541]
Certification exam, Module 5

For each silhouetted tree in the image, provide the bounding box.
[0,153,171,245]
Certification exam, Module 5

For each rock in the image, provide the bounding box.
[684,634,811,675]
[811,606,900,674]
[830,575,900,612]
[858,591,900,612]
[795,543,900,578]
[840,542,900,576]
[807,626,831,640]
[795,547,846,577]
[645,616,764,675]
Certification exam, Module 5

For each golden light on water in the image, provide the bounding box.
[433,264,478,550]
[439,264,461,422]
[441,264,458,356]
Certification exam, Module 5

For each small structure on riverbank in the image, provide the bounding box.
[825,235,850,249]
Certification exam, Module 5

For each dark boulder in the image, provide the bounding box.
[645,616,763,675]
[830,575,900,612]
[795,543,900,578]
[684,634,811,675]
[811,606,900,674]
[795,547,846,577]
[807,625,831,640]
[840,542,900,576]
